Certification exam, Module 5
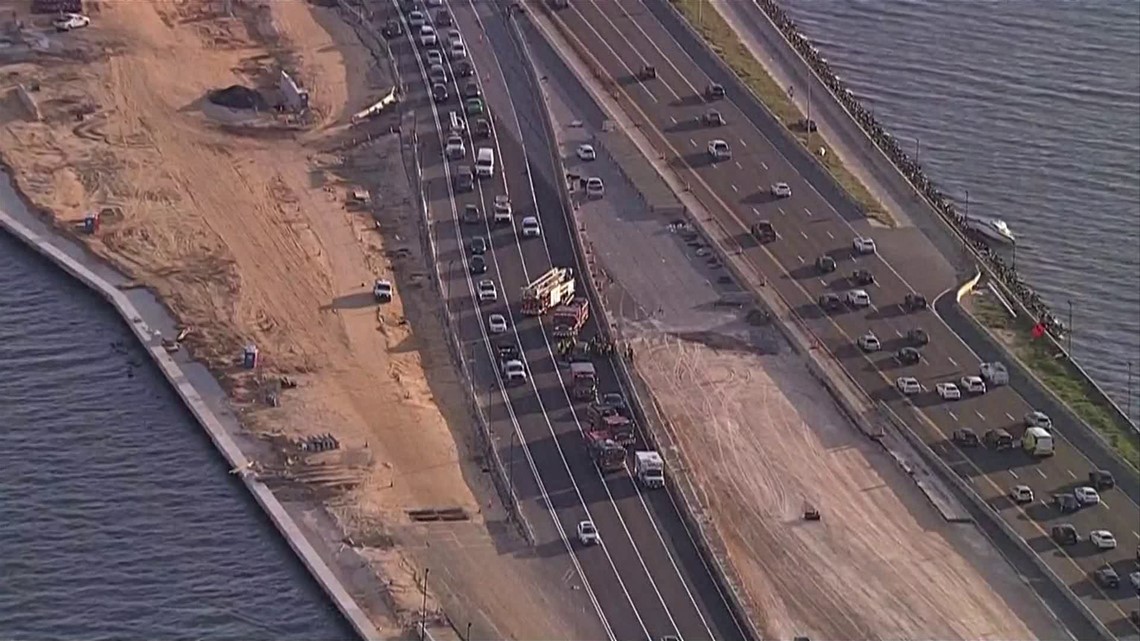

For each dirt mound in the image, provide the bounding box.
[207,85,267,111]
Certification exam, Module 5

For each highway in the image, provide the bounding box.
[546,0,1140,636]
[380,0,750,638]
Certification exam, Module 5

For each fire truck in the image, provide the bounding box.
[521,267,575,316]
[570,361,597,401]
[552,297,590,337]
[586,431,626,473]
[589,401,635,446]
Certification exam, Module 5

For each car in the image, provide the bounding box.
[454,166,474,192]
[1130,571,1140,591]
[707,139,731,161]
[896,377,921,395]
[576,143,597,161]
[585,177,605,199]
[521,216,541,238]
[1051,523,1079,546]
[951,428,980,447]
[1052,493,1079,513]
[1074,486,1100,506]
[1024,410,1053,431]
[751,221,776,244]
[797,117,818,132]
[445,134,465,159]
[816,254,837,273]
[419,25,437,46]
[637,64,656,80]
[470,236,488,255]
[471,118,491,139]
[852,236,877,254]
[984,428,1014,449]
[770,182,792,198]
[496,341,520,364]
[462,204,481,224]
[429,63,447,83]
[434,9,453,26]
[493,195,512,223]
[450,41,467,59]
[936,382,961,400]
[488,313,508,333]
[577,520,599,545]
[477,279,497,302]
[702,109,726,126]
[1089,469,1115,490]
[462,81,481,99]
[382,18,404,38]
[54,12,91,31]
[425,49,443,66]
[846,289,871,308]
[895,347,921,365]
[1009,485,1034,504]
[903,293,928,312]
[1132,610,1140,626]
[426,0,442,7]
[1093,565,1119,589]
[408,10,427,27]
[431,82,449,103]
[959,375,986,395]
[818,293,843,311]
[857,331,881,352]
[705,83,725,100]
[979,361,1009,386]
[373,279,393,302]
[454,59,473,77]
[851,269,874,286]
[465,97,485,116]
[468,255,487,274]
[502,359,527,383]
[444,28,461,45]
[906,328,929,346]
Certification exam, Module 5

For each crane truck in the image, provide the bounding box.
[521,267,575,316]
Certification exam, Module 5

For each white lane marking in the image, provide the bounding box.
[1133,531,1139,539]
[760,161,767,170]
[670,115,677,124]
[1037,468,1048,479]
[1009,469,1019,479]
[948,356,958,367]
[825,230,834,239]
[804,208,812,216]
[777,207,787,216]
[752,207,760,216]
[689,138,696,147]
[1100,499,1110,510]
[1067,470,1077,479]
[975,410,986,421]
[797,255,804,263]
[895,329,903,337]
[731,184,739,193]
[739,138,747,147]
[948,410,958,422]
[799,230,808,239]
[819,278,827,286]
[1006,412,1016,422]
[734,161,742,169]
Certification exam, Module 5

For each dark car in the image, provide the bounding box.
[1089,469,1115,490]
[818,293,843,312]
[462,204,481,224]
[496,341,519,364]
[454,166,474,192]
[469,255,486,274]
[1051,523,1078,546]
[907,328,929,347]
[797,118,818,133]
[751,221,776,244]
[894,347,921,365]
[903,293,928,312]
[429,64,447,83]
[702,109,725,126]
[382,18,403,38]
[984,428,1014,450]
[434,9,452,25]
[816,255,837,274]
[470,236,488,255]
[431,83,449,103]
[951,428,980,447]
[454,59,473,78]
[472,117,491,139]
[1094,565,1119,589]
[462,81,481,99]
[851,269,875,286]
[705,83,725,100]
[1051,493,1079,513]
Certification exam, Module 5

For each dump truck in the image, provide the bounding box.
[521,267,575,316]
[634,451,664,488]
[590,403,635,446]
[586,431,626,473]
[552,297,590,337]
[570,361,597,402]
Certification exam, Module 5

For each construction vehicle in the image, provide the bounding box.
[552,297,590,337]
[586,431,626,473]
[634,451,664,488]
[570,361,597,402]
[589,402,635,446]
[521,267,575,316]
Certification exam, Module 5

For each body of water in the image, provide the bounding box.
[0,230,354,640]
[780,0,1140,413]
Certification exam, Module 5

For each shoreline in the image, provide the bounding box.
[0,169,382,641]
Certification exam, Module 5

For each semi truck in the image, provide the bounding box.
[634,451,664,488]
[1022,426,1055,457]
[521,267,575,316]
[570,361,597,401]
[586,431,626,473]
[552,297,590,337]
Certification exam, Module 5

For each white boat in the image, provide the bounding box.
[965,216,1015,244]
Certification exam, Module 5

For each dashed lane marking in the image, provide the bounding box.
[1009,470,1019,479]
[948,356,958,367]
[804,208,812,216]
[760,161,767,170]
[1067,470,1077,479]
[1006,412,1016,422]
[825,230,834,239]
[948,410,958,422]
[975,410,985,421]
[799,230,808,239]
[1037,468,1048,479]
[731,184,738,192]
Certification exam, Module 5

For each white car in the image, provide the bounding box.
[770,182,792,198]
[846,289,871,308]
[419,25,438,47]
[54,13,90,31]
[408,10,427,27]
[1009,485,1034,504]
[477,279,497,302]
[857,331,881,352]
[585,177,605,199]
[450,42,467,60]
[426,0,443,7]
[425,49,443,66]
[852,236,877,254]
[1024,410,1053,431]
[896,377,921,395]
[936,382,962,400]
[1089,529,1116,550]
[520,216,541,237]
[1074,486,1100,506]
[446,29,463,46]
[1130,571,1140,591]
[577,520,599,545]
[373,279,393,302]
[488,313,508,333]
[502,359,527,383]
[707,139,731,161]
[493,195,512,223]
[576,143,597,161]
[444,134,465,159]
[959,375,986,395]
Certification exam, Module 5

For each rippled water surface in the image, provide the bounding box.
[780,0,1140,410]
[0,231,354,640]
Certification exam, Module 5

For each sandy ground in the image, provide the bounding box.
[0,1,582,638]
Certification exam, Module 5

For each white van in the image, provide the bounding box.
[475,147,495,178]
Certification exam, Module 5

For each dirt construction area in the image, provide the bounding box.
[0,1,586,638]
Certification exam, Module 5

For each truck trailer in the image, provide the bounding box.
[521,267,575,316]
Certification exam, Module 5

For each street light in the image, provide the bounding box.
[1066,300,1073,355]
[420,567,430,641]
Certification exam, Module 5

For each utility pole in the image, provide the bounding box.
[508,428,517,500]
[466,622,472,641]
[1066,300,1073,355]
[420,568,430,641]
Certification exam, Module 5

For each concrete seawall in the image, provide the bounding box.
[0,185,382,641]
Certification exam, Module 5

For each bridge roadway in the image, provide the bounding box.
[383,0,750,638]
[549,0,1140,636]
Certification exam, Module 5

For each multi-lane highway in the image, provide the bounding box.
[547,0,1140,636]
[380,0,751,638]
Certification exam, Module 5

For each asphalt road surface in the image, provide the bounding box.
[549,0,1140,636]
[379,0,751,638]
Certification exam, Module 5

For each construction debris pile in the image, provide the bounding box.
[207,85,267,111]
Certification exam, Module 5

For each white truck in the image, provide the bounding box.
[634,451,664,488]
[1022,426,1055,457]
[980,361,1009,386]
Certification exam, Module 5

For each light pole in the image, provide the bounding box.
[1066,300,1073,355]
[466,622,472,641]
[508,429,517,499]
[420,567,430,640]
[914,136,921,166]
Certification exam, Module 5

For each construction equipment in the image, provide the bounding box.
[589,402,635,446]
[634,451,664,488]
[552,297,590,337]
[521,267,575,316]
[803,503,821,521]
[586,431,626,473]
[570,361,597,402]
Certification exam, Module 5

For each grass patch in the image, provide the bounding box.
[970,293,1140,470]
[668,0,892,227]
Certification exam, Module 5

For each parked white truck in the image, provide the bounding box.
[634,451,664,488]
